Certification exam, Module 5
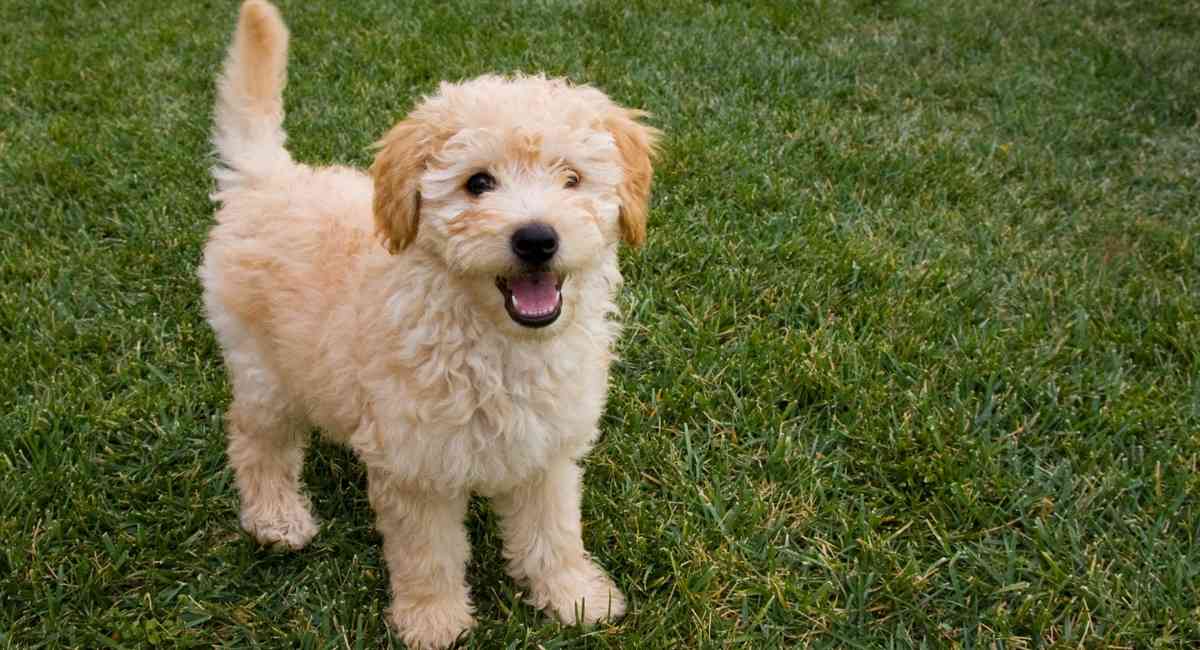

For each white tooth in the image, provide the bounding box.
[511,295,520,309]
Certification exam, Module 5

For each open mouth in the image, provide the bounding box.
[495,271,563,328]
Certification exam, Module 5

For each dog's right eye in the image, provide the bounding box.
[466,172,496,196]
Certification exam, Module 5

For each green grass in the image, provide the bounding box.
[2,0,1198,647]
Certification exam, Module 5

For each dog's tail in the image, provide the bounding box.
[212,0,293,194]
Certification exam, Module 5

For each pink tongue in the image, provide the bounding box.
[509,272,559,316]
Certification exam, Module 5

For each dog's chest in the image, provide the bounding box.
[355,330,611,494]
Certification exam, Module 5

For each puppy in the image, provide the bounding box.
[199,1,657,647]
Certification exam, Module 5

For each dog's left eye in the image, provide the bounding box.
[466,172,496,196]
[564,170,580,189]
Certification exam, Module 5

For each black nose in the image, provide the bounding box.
[511,223,559,264]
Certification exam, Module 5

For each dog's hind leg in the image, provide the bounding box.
[224,347,318,551]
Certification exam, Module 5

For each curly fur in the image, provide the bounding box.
[198,2,657,647]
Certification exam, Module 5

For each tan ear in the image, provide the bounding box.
[606,108,660,247]
[370,119,431,254]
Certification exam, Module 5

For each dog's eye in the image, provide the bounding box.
[564,170,580,189]
[466,172,496,196]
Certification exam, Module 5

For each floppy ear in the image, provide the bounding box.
[605,108,660,247]
[370,119,432,254]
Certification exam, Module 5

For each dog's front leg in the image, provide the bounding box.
[368,471,475,649]
[492,458,626,625]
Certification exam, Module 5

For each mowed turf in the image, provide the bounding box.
[2,0,1198,647]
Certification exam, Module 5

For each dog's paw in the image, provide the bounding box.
[529,560,626,626]
[239,496,318,551]
[388,598,476,650]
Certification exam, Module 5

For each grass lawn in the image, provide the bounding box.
[3,0,1199,647]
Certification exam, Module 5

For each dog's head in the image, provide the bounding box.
[370,75,658,335]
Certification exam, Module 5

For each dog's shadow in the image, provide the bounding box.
[212,435,620,644]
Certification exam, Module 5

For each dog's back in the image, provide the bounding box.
[200,1,376,437]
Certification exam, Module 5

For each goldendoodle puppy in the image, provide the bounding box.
[198,1,657,647]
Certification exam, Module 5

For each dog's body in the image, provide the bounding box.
[199,2,656,647]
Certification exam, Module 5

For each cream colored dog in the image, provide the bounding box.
[199,1,657,647]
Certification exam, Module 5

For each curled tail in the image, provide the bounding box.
[212,0,292,194]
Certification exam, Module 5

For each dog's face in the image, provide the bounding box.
[371,76,657,336]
